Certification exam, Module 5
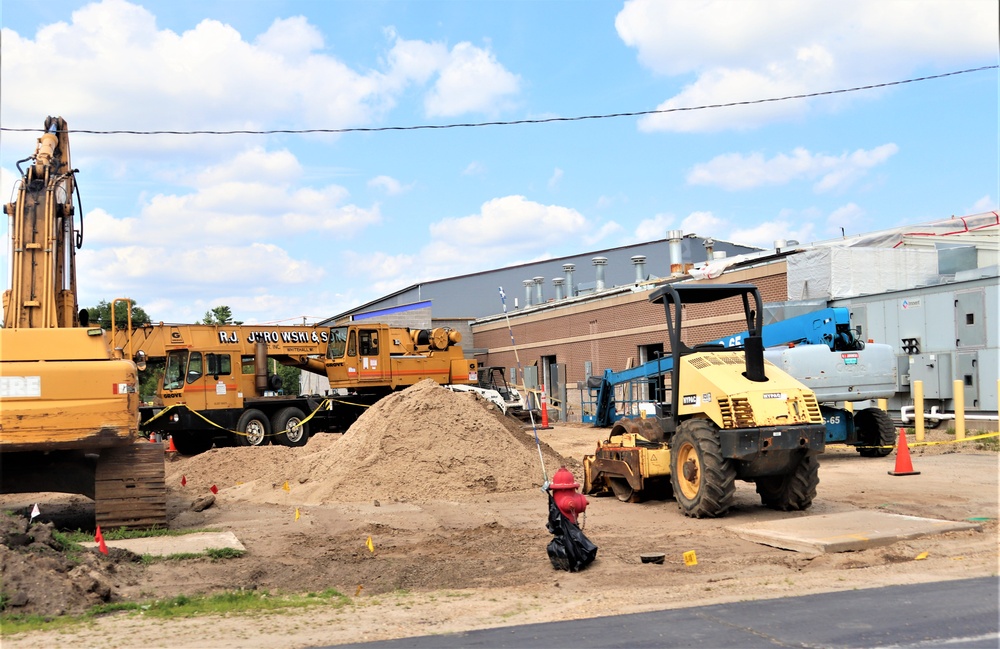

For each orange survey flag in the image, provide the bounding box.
[95,525,109,555]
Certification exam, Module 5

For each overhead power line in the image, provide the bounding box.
[1,65,995,136]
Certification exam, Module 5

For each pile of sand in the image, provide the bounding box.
[167,380,567,505]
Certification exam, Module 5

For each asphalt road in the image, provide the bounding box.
[325,577,999,649]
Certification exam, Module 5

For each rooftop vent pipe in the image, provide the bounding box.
[552,277,565,301]
[562,263,575,299]
[523,279,534,307]
[668,230,684,276]
[703,238,715,262]
[533,276,545,304]
[631,255,646,284]
[592,257,608,291]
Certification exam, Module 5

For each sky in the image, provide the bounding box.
[1,0,997,325]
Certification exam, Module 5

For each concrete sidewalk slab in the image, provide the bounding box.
[81,531,245,556]
[728,511,981,554]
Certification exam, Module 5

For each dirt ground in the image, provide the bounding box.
[2,382,998,648]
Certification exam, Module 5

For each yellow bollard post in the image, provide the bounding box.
[913,380,925,443]
[953,379,965,441]
[844,401,854,414]
[877,398,888,412]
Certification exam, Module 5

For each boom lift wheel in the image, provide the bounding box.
[273,407,309,447]
[854,408,896,457]
[235,409,271,447]
[669,419,736,518]
[754,454,819,511]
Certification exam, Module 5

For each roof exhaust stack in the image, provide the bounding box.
[593,257,608,291]
[703,238,715,262]
[562,263,575,299]
[631,255,647,284]
[523,279,534,307]
[553,277,565,301]
[533,276,545,304]
[668,230,684,276]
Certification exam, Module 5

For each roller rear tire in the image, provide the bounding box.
[669,419,736,518]
[755,454,820,511]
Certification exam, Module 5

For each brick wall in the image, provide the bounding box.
[472,264,789,420]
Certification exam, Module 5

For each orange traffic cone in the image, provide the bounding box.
[166,436,177,453]
[539,385,551,429]
[889,428,920,476]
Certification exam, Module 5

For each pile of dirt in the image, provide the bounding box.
[167,380,570,505]
[0,514,141,618]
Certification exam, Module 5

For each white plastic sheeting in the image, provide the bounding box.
[787,247,939,300]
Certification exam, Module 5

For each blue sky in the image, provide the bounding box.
[1,0,997,325]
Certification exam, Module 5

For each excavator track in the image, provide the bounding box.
[94,442,167,530]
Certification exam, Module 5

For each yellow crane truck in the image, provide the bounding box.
[583,283,827,518]
[115,322,476,455]
[0,117,166,529]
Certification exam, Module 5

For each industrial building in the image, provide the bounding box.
[320,211,999,427]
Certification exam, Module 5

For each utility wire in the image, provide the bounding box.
[1,65,995,136]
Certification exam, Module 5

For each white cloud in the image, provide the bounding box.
[634,213,675,240]
[825,203,866,237]
[430,195,586,249]
[462,162,486,176]
[970,195,998,214]
[616,0,996,132]
[0,0,522,159]
[680,211,727,238]
[253,16,324,60]
[548,168,563,190]
[368,175,412,195]
[728,219,817,249]
[687,144,898,192]
[424,42,521,117]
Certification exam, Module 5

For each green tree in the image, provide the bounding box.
[87,299,151,330]
[201,305,243,326]
[275,363,301,395]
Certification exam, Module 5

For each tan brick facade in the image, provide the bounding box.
[472,263,788,420]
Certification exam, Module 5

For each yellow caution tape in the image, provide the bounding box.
[141,397,369,440]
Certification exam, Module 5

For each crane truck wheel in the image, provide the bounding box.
[854,408,896,457]
[273,407,309,447]
[235,409,271,447]
[669,419,736,518]
[754,454,819,511]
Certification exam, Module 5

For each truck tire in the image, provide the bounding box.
[855,408,896,457]
[235,409,270,447]
[669,419,736,518]
[755,454,819,511]
[273,407,309,447]
[171,431,214,456]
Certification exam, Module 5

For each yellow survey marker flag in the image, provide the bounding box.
[366,536,375,553]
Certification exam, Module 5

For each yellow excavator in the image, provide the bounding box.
[0,117,166,529]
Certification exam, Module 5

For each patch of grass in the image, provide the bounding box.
[1,588,351,634]
[140,548,245,565]
[62,527,219,543]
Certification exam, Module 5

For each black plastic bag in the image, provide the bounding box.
[546,493,598,572]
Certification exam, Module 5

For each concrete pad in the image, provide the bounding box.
[728,511,981,554]
[81,531,245,556]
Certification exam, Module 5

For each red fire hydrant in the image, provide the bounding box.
[548,466,588,525]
